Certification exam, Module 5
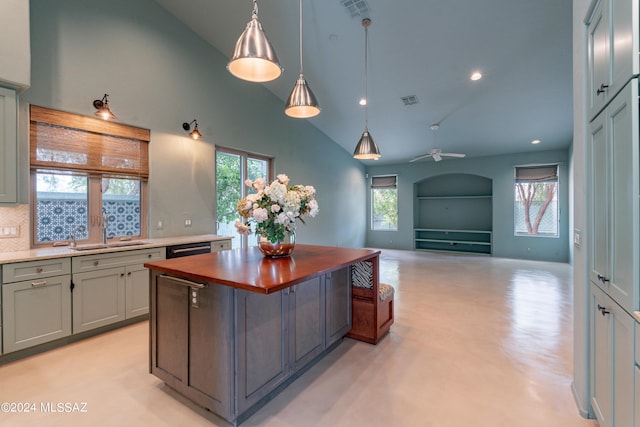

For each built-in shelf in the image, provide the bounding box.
[414,174,493,255]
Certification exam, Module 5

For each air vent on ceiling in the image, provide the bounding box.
[340,0,370,18]
[401,95,419,106]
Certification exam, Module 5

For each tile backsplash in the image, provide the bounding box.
[0,204,30,252]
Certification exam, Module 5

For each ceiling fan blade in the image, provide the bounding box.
[432,153,442,162]
[409,153,434,162]
[440,153,466,158]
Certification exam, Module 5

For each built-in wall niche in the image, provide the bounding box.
[414,173,493,255]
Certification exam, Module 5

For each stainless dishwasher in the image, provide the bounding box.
[165,241,212,258]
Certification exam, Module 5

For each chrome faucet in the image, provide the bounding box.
[101,208,109,244]
[71,225,85,248]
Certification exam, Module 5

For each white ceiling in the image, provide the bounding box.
[153,0,573,165]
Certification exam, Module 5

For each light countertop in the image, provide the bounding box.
[0,234,233,264]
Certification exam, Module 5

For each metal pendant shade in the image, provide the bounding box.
[228,1,283,83]
[353,129,381,160]
[285,75,320,118]
[285,0,320,118]
[353,18,380,160]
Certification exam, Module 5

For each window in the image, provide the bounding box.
[371,175,398,231]
[514,164,559,237]
[215,146,272,249]
[30,105,149,246]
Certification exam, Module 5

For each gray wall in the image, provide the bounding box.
[365,148,570,262]
[22,0,367,248]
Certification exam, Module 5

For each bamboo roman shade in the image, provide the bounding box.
[30,105,150,179]
[515,165,558,183]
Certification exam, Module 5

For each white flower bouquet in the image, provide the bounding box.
[235,174,319,243]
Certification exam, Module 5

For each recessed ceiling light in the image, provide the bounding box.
[531,139,541,145]
[359,98,367,106]
[470,72,482,81]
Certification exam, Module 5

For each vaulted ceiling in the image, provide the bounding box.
[153,0,573,165]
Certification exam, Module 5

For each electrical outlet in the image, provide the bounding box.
[157,220,163,230]
[0,224,19,238]
[185,219,192,227]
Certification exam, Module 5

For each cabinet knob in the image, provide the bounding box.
[36,267,43,273]
[120,273,125,278]
[597,304,610,316]
[148,254,152,258]
[93,260,99,266]
[127,272,132,276]
[596,83,609,95]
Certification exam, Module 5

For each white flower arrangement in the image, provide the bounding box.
[235,174,319,243]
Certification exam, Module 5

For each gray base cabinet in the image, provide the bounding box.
[1,258,72,354]
[72,247,164,333]
[2,275,72,353]
[72,267,126,333]
[150,267,351,425]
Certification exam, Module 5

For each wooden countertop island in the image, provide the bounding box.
[145,245,380,425]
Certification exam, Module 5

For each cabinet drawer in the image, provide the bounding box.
[72,247,165,272]
[211,239,232,252]
[2,258,71,283]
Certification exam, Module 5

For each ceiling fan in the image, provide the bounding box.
[409,124,466,162]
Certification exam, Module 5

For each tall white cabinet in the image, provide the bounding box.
[586,0,639,425]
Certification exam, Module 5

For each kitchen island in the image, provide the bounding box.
[144,244,380,425]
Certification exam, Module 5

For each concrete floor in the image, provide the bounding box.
[0,249,598,427]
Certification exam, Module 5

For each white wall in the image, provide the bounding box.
[18,0,367,249]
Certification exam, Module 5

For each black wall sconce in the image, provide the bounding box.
[182,119,203,139]
[93,94,117,120]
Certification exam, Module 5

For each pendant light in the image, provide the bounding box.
[285,0,320,118]
[353,18,381,160]
[228,0,283,83]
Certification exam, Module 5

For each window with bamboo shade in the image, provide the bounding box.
[29,105,150,246]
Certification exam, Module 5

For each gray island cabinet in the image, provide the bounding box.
[146,245,378,425]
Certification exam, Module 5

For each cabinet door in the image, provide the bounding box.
[609,82,639,312]
[611,301,634,427]
[591,284,612,427]
[610,0,638,98]
[589,111,610,287]
[0,87,17,203]
[235,289,288,414]
[326,268,351,347]
[2,275,71,353]
[290,277,324,371]
[125,264,149,319]
[587,0,611,119]
[151,274,234,420]
[72,267,125,333]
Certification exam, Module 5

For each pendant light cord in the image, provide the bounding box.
[363,19,370,130]
[299,0,304,75]
[252,0,258,18]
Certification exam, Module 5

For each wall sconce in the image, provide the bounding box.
[182,119,203,139]
[92,94,117,120]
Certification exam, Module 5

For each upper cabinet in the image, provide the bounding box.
[0,0,30,90]
[586,0,639,121]
[0,87,17,203]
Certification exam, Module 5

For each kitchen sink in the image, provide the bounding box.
[70,243,109,251]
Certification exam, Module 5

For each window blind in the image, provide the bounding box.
[30,105,150,179]
[515,165,558,183]
[371,175,397,188]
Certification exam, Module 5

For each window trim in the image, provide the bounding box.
[370,174,398,231]
[513,163,560,238]
[215,145,274,248]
